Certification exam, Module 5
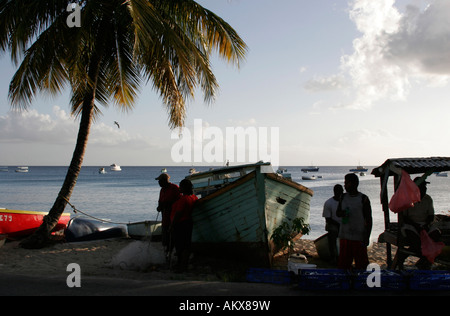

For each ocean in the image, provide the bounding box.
[1,165,449,242]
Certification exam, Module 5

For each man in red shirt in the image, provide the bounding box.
[156,173,180,256]
[170,179,198,271]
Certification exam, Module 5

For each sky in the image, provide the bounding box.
[1,0,450,167]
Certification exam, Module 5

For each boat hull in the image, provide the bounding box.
[65,217,127,242]
[301,167,319,172]
[127,220,162,240]
[191,170,313,267]
[0,209,70,238]
[349,166,368,172]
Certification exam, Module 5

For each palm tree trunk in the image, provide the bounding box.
[20,59,101,249]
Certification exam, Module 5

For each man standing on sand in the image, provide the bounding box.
[322,184,344,264]
[156,173,180,257]
[170,179,198,272]
[336,173,372,270]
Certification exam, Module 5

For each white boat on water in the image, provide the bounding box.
[110,164,121,171]
[15,167,29,173]
[0,167,8,172]
[99,168,107,174]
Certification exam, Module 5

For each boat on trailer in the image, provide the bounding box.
[185,162,313,267]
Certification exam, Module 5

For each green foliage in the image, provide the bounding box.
[270,217,310,251]
[0,0,248,129]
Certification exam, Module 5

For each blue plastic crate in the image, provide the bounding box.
[298,269,351,290]
[354,270,407,291]
[410,270,450,290]
[246,268,292,285]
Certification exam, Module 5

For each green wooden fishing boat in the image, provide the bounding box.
[186,162,313,267]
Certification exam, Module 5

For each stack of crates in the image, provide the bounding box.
[245,268,292,285]
[353,270,407,291]
[409,270,450,290]
[246,267,450,291]
[298,269,351,290]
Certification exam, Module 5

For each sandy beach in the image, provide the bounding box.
[0,236,420,283]
[4,236,450,298]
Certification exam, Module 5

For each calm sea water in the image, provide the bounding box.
[1,165,449,241]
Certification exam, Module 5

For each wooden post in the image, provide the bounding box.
[380,169,392,267]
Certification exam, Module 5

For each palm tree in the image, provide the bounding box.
[0,0,247,248]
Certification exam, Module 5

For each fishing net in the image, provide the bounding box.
[109,240,166,271]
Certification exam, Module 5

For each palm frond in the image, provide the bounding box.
[160,0,248,66]
[130,0,248,127]
[0,0,71,64]
[3,0,247,130]
[8,15,72,109]
[106,9,141,111]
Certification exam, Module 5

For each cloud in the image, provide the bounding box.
[0,107,77,144]
[89,122,154,148]
[385,2,450,75]
[227,118,257,126]
[339,0,410,109]
[308,0,450,109]
[0,106,153,148]
[304,74,347,92]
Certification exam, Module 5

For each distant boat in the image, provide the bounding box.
[0,167,8,172]
[15,166,29,173]
[349,165,368,172]
[98,168,106,174]
[0,208,70,238]
[301,166,319,172]
[161,168,167,173]
[110,164,121,171]
[302,175,317,180]
[189,168,197,175]
[276,168,292,180]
